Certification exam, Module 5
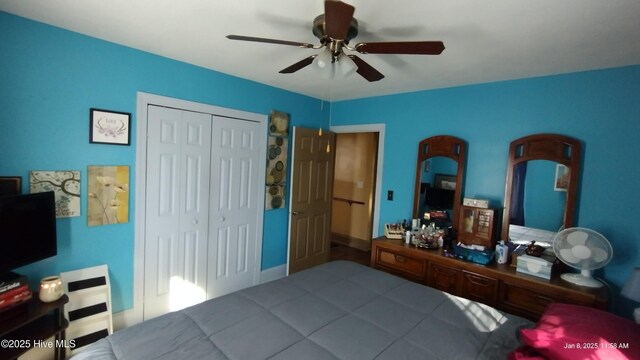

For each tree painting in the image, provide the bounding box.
[87,166,129,226]
[30,171,81,218]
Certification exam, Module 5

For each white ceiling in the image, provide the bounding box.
[2,0,640,101]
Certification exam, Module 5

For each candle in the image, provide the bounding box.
[39,276,63,302]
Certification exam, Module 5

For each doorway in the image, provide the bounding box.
[286,124,385,274]
[330,124,385,255]
[331,132,379,251]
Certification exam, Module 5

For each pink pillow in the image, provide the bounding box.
[520,303,640,360]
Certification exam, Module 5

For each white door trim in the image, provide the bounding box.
[127,92,267,327]
[330,124,385,238]
[285,126,299,276]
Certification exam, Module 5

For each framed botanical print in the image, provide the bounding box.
[90,108,131,145]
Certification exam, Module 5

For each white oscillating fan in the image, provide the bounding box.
[552,227,613,288]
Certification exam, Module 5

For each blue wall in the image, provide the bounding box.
[0,12,327,313]
[2,11,639,319]
[332,65,640,317]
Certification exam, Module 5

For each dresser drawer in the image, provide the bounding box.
[374,247,427,281]
[461,271,498,307]
[427,262,461,295]
[500,283,556,318]
[499,281,593,319]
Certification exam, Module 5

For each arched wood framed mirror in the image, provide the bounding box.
[413,135,466,231]
[502,133,582,243]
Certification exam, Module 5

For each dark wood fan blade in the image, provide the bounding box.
[279,56,316,73]
[355,41,445,55]
[227,35,315,49]
[324,0,355,40]
[349,55,384,82]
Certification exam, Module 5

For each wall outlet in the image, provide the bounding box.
[387,190,394,201]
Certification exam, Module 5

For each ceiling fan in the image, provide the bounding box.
[227,0,445,82]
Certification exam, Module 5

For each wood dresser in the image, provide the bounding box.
[371,237,608,320]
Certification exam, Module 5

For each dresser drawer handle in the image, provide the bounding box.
[395,255,406,263]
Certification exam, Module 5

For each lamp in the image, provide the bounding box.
[313,49,358,79]
[312,49,332,69]
[313,49,335,79]
[337,54,357,77]
[621,267,640,323]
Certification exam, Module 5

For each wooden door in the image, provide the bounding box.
[288,127,336,274]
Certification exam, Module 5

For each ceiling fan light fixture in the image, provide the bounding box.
[227,1,444,82]
[338,54,357,77]
[313,49,333,68]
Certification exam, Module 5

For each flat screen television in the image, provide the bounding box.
[424,187,455,210]
[0,191,57,275]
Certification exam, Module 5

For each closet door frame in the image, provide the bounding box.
[126,92,267,327]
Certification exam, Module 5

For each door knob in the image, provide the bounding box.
[292,211,301,215]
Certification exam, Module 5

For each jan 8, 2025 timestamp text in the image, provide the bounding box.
[564,341,630,350]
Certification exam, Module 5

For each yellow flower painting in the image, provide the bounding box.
[88,166,129,226]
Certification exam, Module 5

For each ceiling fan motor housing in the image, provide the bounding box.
[312,14,359,43]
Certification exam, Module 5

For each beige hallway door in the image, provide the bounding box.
[288,127,336,274]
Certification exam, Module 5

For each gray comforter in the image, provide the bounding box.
[72,261,532,359]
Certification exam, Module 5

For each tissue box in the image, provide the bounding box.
[516,255,552,279]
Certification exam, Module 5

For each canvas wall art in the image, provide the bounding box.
[265,109,289,210]
[266,136,287,210]
[554,164,569,191]
[269,110,289,137]
[30,170,81,218]
[88,165,130,226]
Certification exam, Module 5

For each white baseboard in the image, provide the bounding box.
[259,264,287,284]
[112,307,141,331]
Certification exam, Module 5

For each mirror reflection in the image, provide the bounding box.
[418,157,457,227]
[508,160,567,246]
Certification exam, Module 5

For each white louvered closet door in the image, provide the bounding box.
[144,105,212,320]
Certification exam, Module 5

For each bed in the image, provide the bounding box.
[508,224,557,246]
[72,260,535,359]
